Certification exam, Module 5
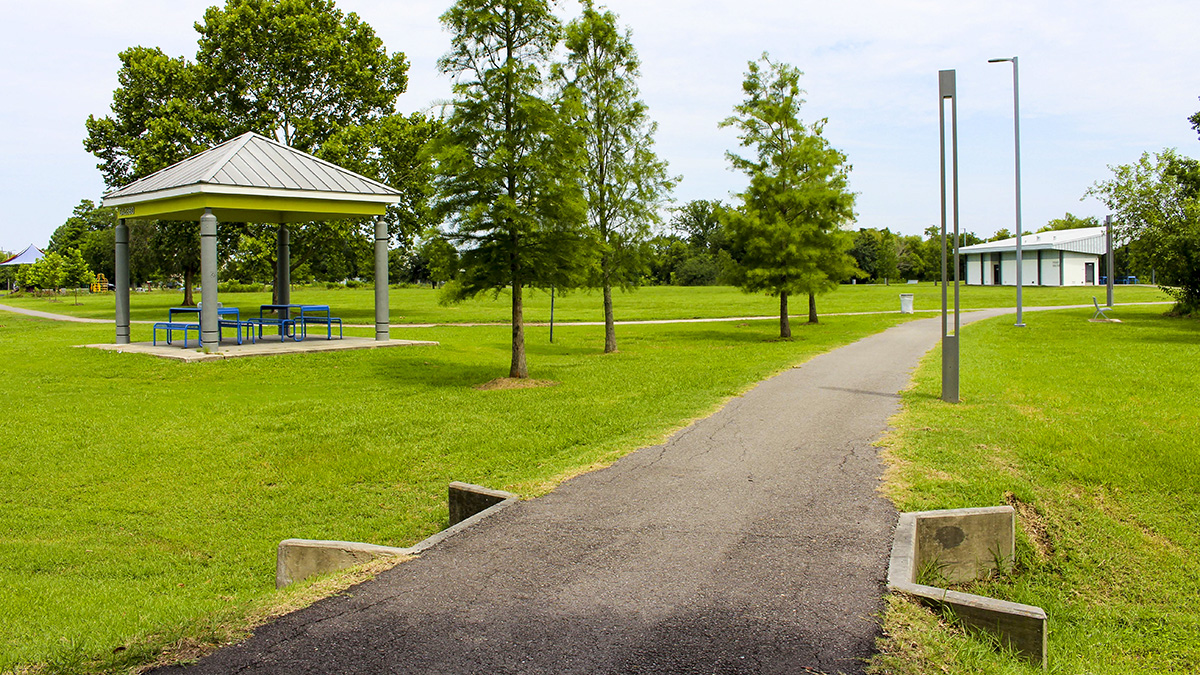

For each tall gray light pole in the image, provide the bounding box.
[939,69,961,404]
[1106,215,1115,308]
[989,56,1025,327]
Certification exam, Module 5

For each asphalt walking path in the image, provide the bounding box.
[157,309,1011,675]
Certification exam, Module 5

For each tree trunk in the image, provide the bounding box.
[779,291,791,338]
[808,292,819,324]
[182,267,196,306]
[603,282,617,353]
[510,283,527,379]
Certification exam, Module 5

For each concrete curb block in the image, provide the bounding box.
[276,482,518,588]
[887,506,1048,668]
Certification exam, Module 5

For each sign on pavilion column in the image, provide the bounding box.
[375,216,389,342]
[200,208,220,351]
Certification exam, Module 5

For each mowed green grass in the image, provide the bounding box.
[0,308,913,673]
[0,283,1170,325]
[872,305,1200,674]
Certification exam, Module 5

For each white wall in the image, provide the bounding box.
[1062,251,1101,285]
[1040,254,1061,286]
[963,250,1100,285]
[966,254,983,285]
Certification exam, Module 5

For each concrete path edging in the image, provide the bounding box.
[887,507,1047,668]
[276,483,518,589]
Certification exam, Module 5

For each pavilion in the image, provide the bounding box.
[101,132,400,352]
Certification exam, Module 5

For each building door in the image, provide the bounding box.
[993,264,1002,285]
[1085,262,1095,285]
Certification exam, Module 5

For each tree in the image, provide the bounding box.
[318,112,442,267]
[672,200,728,254]
[1039,212,1099,233]
[1087,148,1200,314]
[62,249,95,305]
[48,200,117,254]
[85,0,413,304]
[26,253,66,292]
[431,0,590,379]
[195,0,408,153]
[560,1,675,353]
[988,228,1012,242]
[719,54,856,337]
[875,229,900,285]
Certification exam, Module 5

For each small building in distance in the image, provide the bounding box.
[959,226,1108,286]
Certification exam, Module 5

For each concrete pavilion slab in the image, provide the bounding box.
[83,336,438,363]
[101,132,403,352]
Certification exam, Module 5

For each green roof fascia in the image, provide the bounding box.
[107,192,390,223]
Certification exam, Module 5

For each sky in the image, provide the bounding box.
[2,0,1198,252]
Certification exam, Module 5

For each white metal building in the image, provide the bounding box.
[959,226,1108,286]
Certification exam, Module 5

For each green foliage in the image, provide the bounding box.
[319,113,441,248]
[560,1,675,352]
[83,47,221,187]
[431,0,591,377]
[1038,212,1099,233]
[61,249,94,289]
[719,53,857,333]
[194,0,409,153]
[22,252,67,291]
[47,200,116,254]
[84,0,421,303]
[1087,148,1200,313]
[988,227,1012,242]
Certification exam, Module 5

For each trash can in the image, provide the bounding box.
[899,293,915,314]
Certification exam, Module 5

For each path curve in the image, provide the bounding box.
[157,310,1008,675]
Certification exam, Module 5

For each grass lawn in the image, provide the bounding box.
[1,306,914,673]
[870,305,1200,674]
[0,283,1170,326]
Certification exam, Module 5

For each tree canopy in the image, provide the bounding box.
[431,0,590,378]
[1087,148,1200,313]
[1038,213,1099,233]
[83,0,424,301]
[720,54,857,337]
[560,0,674,353]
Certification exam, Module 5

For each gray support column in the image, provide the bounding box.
[115,218,130,344]
[374,217,389,342]
[200,209,220,351]
[1105,215,1115,307]
[276,224,291,307]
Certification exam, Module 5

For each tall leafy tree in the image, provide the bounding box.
[720,54,856,337]
[1087,149,1200,313]
[431,0,589,379]
[84,0,415,304]
[84,47,220,188]
[560,1,674,353]
[194,0,409,153]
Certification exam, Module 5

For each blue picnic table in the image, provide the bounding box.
[248,304,344,341]
[155,306,253,346]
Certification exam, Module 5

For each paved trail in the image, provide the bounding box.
[158,310,1007,675]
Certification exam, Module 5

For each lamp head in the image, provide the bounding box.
[988,57,1013,63]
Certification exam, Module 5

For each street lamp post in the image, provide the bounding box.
[989,56,1025,327]
[939,69,960,404]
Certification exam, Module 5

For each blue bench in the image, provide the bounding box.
[153,322,199,347]
[243,317,299,342]
[298,305,343,340]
